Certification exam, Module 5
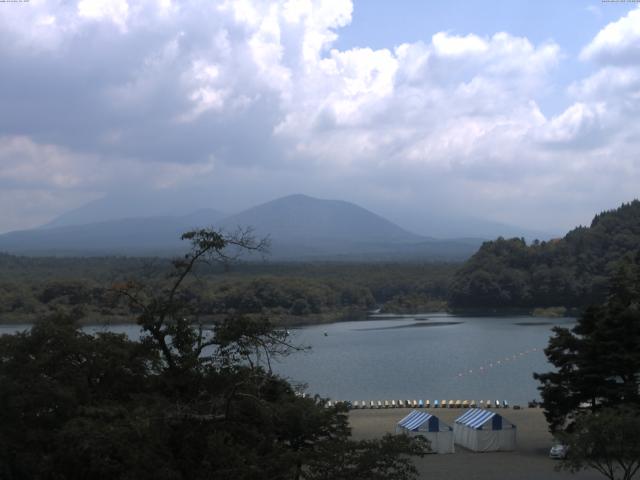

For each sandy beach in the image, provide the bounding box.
[349,408,602,480]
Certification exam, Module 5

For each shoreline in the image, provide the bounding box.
[0,308,577,328]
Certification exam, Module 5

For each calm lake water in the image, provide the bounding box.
[0,314,574,405]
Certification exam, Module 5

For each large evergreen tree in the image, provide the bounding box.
[534,252,640,432]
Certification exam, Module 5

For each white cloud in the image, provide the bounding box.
[0,136,93,189]
[77,0,130,31]
[432,32,488,57]
[0,0,639,233]
[177,60,229,122]
[538,102,606,144]
[570,65,640,99]
[272,28,559,175]
[545,7,640,149]
[580,6,640,64]
[0,135,216,194]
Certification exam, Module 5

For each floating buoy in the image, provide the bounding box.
[453,345,545,380]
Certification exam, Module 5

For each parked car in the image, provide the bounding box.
[549,443,569,459]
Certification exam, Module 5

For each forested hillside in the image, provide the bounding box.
[449,200,640,310]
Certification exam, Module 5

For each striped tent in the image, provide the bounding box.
[396,410,454,454]
[453,408,516,452]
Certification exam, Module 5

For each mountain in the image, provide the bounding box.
[219,194,422,243]
[0,209,224,256]
[449,200,640,310]
[0,194,482,260]
[218,194,482,260]
[44,191,554,241]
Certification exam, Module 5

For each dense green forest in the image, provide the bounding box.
[0,229,427,479]
[449,201,640,310]
[0,254,455,325]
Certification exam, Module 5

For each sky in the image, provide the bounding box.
[1,0,639,235]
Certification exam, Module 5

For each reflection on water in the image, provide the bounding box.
[513,321,556,326]
[355,321,464,331]
[0,313,574,404]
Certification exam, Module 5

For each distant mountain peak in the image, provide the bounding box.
[0,193,483,260]
[277,193,315,201]
[256,193,348,207]
[220,194,423,244]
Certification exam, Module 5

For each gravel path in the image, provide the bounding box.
[349,408,602,480]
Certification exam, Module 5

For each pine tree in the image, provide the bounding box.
[534,253,640,432]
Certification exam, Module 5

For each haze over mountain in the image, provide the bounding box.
[0,209,224,256]
[386,211,555,242]
[217,194,487,260]
[0,194,485,260]
[219,194,422,243]
[41,191,226,229]
[32,188,553,240]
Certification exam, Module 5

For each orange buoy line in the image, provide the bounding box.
[454,347,540,379]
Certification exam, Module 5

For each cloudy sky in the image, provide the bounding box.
[1,0,639,235]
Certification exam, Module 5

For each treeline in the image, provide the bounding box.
[200,277,375,324]
[449,200,640,310]
[0,256,457,325]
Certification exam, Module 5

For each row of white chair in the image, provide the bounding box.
[325,399,509,409]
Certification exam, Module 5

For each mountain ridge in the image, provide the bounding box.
[218,194,425,244]
[0,194,481,260]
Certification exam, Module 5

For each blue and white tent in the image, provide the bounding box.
[453,408,516,452]
[396,410,454,454]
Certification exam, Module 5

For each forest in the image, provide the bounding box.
[0,254,455,325]
[449,201,640,311]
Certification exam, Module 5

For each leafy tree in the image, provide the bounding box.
[534,253,640,432]
[290,298,312,316]
[0,228,428,479]
[558,407,640,480]
[0,314,162,480]
[304,434,429,480]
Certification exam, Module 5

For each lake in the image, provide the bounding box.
[0,313,574,405]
